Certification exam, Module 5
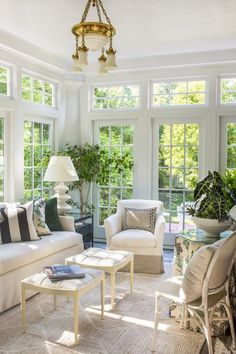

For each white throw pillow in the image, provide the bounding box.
[180,244,217,303]
[122,207,156,233]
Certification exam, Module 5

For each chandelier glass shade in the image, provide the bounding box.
[71,0,117,74]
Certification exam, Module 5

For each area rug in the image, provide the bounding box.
[0,263,225,354]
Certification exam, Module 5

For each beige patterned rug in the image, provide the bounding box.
[0,263,230,353]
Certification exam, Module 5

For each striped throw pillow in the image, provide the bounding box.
[0,201,40,244]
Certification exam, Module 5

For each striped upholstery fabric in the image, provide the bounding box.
[0,201,39,244]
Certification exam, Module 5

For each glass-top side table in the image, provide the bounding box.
[68,212,94,249]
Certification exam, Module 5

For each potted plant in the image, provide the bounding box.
[58,143,133,215]
[187,171,234,237]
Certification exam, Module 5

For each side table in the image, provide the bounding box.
[69,212,94,249]
[172,229,236,335]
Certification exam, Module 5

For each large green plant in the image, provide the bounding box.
[58,143,133,215]
[187,171,234,221]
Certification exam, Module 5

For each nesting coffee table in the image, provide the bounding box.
[65,248,134,310]
[21,268,105,345]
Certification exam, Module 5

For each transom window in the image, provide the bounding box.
[157,123,199,232]
[93,85,140,110]
[0,66,10,96]
[0,118,4,201]
[22,74,56,107]
[98,125,134,224]
[220,78,236,104]
[24,120,53,200]
[152,79,206,107]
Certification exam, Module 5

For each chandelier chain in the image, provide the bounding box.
[97,0,111,24]
[95,1,102,22]
[81,0,93,22]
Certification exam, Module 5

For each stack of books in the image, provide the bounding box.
[44,265,85,282]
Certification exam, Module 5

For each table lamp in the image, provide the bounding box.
[44,156,79,214]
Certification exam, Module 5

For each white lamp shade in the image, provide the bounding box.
[106,52,117,70]
[80,33,109,51]
[44,156,79,182]
[78,49,88,66]
[98,60,108,74]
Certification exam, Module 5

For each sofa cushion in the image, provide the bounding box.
[111,229,155,248]
[0,201,39,244]
[0,232,82,276]
[45,198,62,231]
[33,199,52,236]
[122,207,156,233]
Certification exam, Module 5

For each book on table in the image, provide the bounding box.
[44,265,85,281]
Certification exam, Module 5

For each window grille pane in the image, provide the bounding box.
[152,79,206,107]
[21,73,55,107]
[98,125,134,225]
[93,85,140,110]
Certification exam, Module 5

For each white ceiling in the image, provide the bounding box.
[1,0,236,66]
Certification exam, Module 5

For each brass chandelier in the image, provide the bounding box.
[71,0,117,74]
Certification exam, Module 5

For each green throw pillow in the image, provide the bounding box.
[45,198,63,231]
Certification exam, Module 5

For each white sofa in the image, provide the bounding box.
[0,215,84,313]
[104,199,165,274]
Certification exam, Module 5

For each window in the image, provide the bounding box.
[0,66,10,96]
[220,78,236,104]
[93,85,140,110]
[157,123,199,232]
[0,118,4,201]
[22,74,55,107]
[152,79,206,107]
[225,123,236,169]
[24,120,53,199]
[98,125,134,224]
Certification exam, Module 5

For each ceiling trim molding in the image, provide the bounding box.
[0,29,70,73]
[83,48,236,76]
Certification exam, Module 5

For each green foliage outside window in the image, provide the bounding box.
[24,121,52,200]
[22,74,55,107]
[153,80,206,106]
[221,78,236,104]
[93,85,139,110]
[0,67,9,96]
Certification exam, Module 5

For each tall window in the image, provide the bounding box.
[220,78,236,104]
[93,85,140,110]
[22,74,55,107]
[225,123,236,169]
[24,120,53,199]
[98,125,134,224]
[0,118,4,201]
[152,79,206,107]
[158,123,199,232]
[0,66,10,96]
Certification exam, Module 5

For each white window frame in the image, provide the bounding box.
[218,75,236,107]
[220,116,236,171]
[93,119,137,241]
[152,116,205,247]
[21,71,57,108]
[90,82,141,112]
[0,64,12,97]
[23,116,54,199]
[150,77,209,109]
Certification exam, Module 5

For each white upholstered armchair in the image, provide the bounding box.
[104,199,165,274]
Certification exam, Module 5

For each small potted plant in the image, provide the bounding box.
[187,171,233,237]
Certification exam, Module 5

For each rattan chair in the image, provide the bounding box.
[151,232,236,354]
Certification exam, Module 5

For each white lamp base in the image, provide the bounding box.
[53,182,72,215]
